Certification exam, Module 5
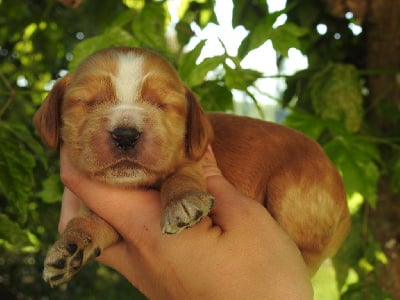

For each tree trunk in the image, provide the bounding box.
[365,0,400,298]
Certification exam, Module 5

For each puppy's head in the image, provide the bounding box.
[34,47,212,186]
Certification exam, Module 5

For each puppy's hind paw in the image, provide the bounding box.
[43,231,101,287]
[161,191,215,234]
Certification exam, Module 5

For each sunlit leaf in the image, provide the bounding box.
[122,0,144,10]
[341,281,393,300]
[37,173,63,204]
[198,2,214,26]
[175,20,195,46]
[131,1,170,50]
[0,213,32,249]
[185,55,225,87]
[333,212,390,299]
[2,121,47,168]
[224,64,262,91]
[178,40,207,80]
[309,63,364,132]
[0,122,39,224]
[237,14,276,58]
[110,9,137,28]
[283,110,326,140]
[0,143,34,223]
[270,22,308,56]
[69,27,138,70]
[177,0,215,28]
[324,136,379,207]
[282,68,317,108]
[193,81,233,111]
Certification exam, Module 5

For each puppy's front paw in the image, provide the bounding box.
[43,231,101,287]
[161,191,215,234]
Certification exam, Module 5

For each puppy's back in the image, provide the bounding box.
[208,112,350,275]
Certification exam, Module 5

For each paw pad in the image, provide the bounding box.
[161,191,215,234]
[43,234,99,287]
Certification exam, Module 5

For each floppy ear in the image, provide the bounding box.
[33,74,71,149]
[185,87,213,161]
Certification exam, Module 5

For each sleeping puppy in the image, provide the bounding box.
[34,47,351,287]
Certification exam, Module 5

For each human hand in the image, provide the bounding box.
[59,146,313,299]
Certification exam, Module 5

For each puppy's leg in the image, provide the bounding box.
[160,163,214,234]
[43,210,119,286]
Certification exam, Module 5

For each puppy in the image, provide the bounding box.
[34,47,350,287]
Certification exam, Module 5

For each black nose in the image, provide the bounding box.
[111,127,141,150]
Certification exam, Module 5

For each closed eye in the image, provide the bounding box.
[81,98,101,110]
[142,95,167,110]
[84,94,113,108]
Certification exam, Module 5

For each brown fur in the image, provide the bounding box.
[34,47,350,286]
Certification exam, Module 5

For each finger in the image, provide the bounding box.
[58,187,81,233]
[201,145,223,178]
[95,242,138,280]
[202,145,251,205]
[202,146,269,232]
[201,145,248,200]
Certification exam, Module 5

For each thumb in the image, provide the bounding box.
[202,146,244,201]
[201,146,259,231]
[58,187,81,233]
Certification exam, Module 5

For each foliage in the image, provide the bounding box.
[0,0,399,299]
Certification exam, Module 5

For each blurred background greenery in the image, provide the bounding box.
[0,0,399,299]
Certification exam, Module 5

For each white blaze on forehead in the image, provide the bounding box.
[115,52,145,104]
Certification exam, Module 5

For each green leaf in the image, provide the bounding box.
[37,173,63,204]
[69,27,138,70]
[176,20,195,46]
[178,40,207,80]
[185,55,225,87]
[332,211,366,289]
[193,81,233,112]
[130,1,169,50]
[341,281,393,300]
[197,1,216,27]
[237,14,277,58]
[324,136,379,207]
[333,192,391,295]
[177,0,216,29]
[2,121,47,168]
[232,0,269,29]
[282,69,317,109]
[0,122,38,224]
[0,213,32,249]
[224,64,262,91]
[309,63,364,132]
[0,141,34,223]
[110,9,138,28]
[283,110,326,140]
[270,22,308,56]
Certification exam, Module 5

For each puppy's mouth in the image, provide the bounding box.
[93,159,153,185]
[108,159,141,170]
